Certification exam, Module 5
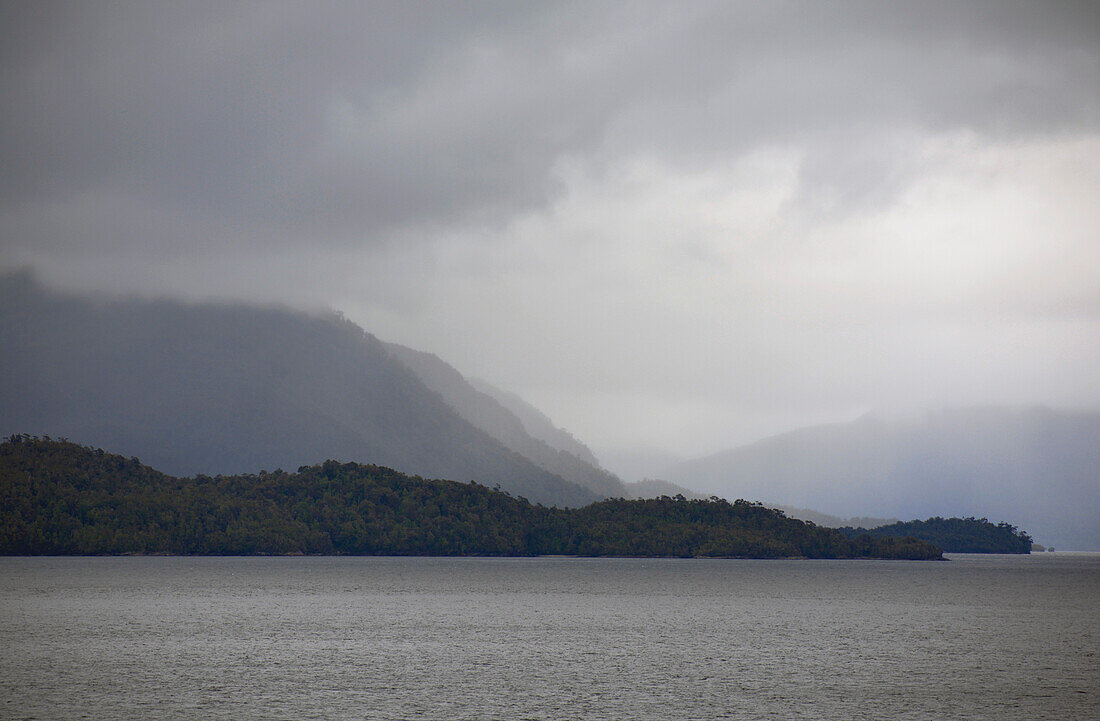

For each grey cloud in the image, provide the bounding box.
[2,1,1097,261]
[2,1,1097,459]
[1,2,532,237]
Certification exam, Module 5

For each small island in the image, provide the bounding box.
[1,436,942,560]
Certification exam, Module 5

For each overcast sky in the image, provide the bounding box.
[2,1,1098,464]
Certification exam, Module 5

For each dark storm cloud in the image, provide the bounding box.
[0,2,535,243]
[1,1,1096,259]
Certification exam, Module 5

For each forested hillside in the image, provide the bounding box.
[0,273,594,507]
[385,343,625,498]
[837,517,1033,554]
[0,437,942,560]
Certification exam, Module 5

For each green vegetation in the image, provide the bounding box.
[0,274,598,508]
[837,517,1032,554]
[1,436,942,559]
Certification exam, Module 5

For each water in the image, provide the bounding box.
[1,554,1096,720]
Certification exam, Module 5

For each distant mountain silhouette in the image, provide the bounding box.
[664,408,1100,550]
[597,447,687,486]
[623,479,896,529]
[624,478,707,500]
[768,506,898,530]
[385,344,625,498]
[0,272,596,507]
[467,378,603,467]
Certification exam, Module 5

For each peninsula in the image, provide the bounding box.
[1,437,942,560]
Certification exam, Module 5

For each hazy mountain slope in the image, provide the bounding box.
[594,447,687,485]
[771,506,898,530]
[467,377,602,467]
[623,480,896,528]
[385,343,625,498]
[665,408,1100,549]
[625,478,708,500]
[0,274,596,507]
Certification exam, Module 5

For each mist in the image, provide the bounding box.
[2,3,1097,478]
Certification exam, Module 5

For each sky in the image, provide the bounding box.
[2,1,1098,465]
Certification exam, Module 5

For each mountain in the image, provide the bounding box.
[0,436,943,560]
[625,478,708,500]
[595,447,688,485]
[623,480,899,529]
[770,506,898,530]
[622,480,897,529]
[664,408,1100,550]
[384,343,625,498]
[0,272,596,507]
[467,378,602,467]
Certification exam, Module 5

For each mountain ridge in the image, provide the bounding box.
[664,406,1100,550]
[0,273,596,507]
[467,378,603,468]
[383,343,625,498]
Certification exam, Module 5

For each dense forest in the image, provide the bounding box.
[1,437,942,559]
[0,273,597,507]
[837,517,1032,553]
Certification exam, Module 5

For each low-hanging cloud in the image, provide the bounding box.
[2,1,1098,459]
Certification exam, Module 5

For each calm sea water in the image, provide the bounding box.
[1,554,1096,720]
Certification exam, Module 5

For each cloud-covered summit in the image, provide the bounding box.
[2,1,1097,456]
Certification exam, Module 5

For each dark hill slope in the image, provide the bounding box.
[385,343,625,498]
[0,437,942,559]
[837,517,1032,554]
[0,274,595,507]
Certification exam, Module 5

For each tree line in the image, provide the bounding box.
[1,436,943,559]
[837,516,1032,553]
